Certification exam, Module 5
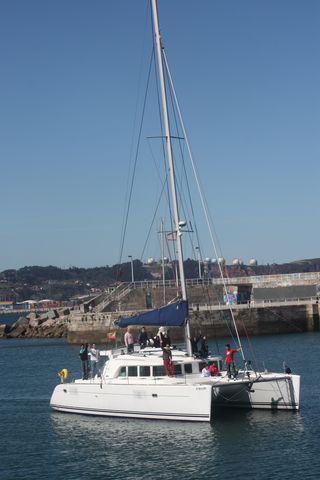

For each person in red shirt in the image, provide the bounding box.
[162,345,174,376]
[208,362,218,376]
[225,344,240,379]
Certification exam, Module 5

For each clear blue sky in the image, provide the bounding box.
[1,0,319,271]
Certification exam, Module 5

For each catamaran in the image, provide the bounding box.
[50,0,300,421]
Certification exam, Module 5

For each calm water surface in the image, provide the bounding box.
[1,333,320,479]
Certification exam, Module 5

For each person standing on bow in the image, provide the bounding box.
[89,343,100,378]
[79,343,89,380]
[124,327,134,353]
[225,344,240,379]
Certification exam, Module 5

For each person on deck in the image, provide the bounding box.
[138,327,149,349]
[162,345,174,376]
[190,333,202,355]
[208,361,218,376]
[79,343,89,380]
[159,327,171,348]
[89,343,99,378]
[225,344,240,379]
[152,334,161,348]
[199,336,209,358]
[124,327,134,353]
[201,363,211,377]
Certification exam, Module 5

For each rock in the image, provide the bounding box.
[9,316,29,336]
[11,316,29,329]
[41,318,57,328]
[0,324,10,338]
[8,324,27,338]
[2,313,67,340]
[29,317,46,328]
[47,310,58,319]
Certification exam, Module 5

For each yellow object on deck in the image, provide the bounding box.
[58,368,68,383]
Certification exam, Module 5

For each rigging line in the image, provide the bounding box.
[236,311,260,371]
[269,309,305,333]
[117,2,151,270]
[140,177,167,261]
[117,46,154,267]
[146,138,171,216]
[139,30,178,267]
[164,64,203,258]
[163,50,245,361]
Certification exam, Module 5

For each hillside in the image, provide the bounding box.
[1,258,319,302]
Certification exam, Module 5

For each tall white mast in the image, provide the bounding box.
[151,0,192,356]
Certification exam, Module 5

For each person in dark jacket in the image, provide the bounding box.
[199,336,209,358]
[190,334,202,355]
[138,327,149,349]
[79,343,89,380]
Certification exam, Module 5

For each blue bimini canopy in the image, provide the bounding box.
[114,300,188,328]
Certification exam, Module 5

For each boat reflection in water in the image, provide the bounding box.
[50,408,305,478]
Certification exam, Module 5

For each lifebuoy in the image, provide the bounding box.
[58,368,68,381]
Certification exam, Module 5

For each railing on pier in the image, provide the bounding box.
[190,296,319,311]
[118,271,320,289]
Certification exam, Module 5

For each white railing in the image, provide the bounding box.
[118,271,320,289]
[190,296,319,311]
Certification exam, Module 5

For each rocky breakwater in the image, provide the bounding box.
[0,309,69,339]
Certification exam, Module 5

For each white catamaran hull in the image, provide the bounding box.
[50,372,300,422]
[50,381,213,422]
[211,373,300,410]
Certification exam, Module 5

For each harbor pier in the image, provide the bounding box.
[66,272,320,344]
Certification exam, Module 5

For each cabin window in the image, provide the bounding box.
[128,366,138,377]
[118,366,127,377]
[184,363,192,374]
[152,365,166,376]
[174,364,182,375]
[140,366,151,377]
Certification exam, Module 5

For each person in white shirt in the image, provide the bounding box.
[124,327,134,353]
[201,363,211,377]
[89,343,99,378]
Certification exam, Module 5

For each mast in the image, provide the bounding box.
[151,0,192,356]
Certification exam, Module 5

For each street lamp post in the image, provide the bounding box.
[195,246,202,279]
[128,255,134,284]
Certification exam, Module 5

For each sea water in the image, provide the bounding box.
[0,333,320,480]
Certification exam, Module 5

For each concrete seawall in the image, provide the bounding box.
[66,302,320,344]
